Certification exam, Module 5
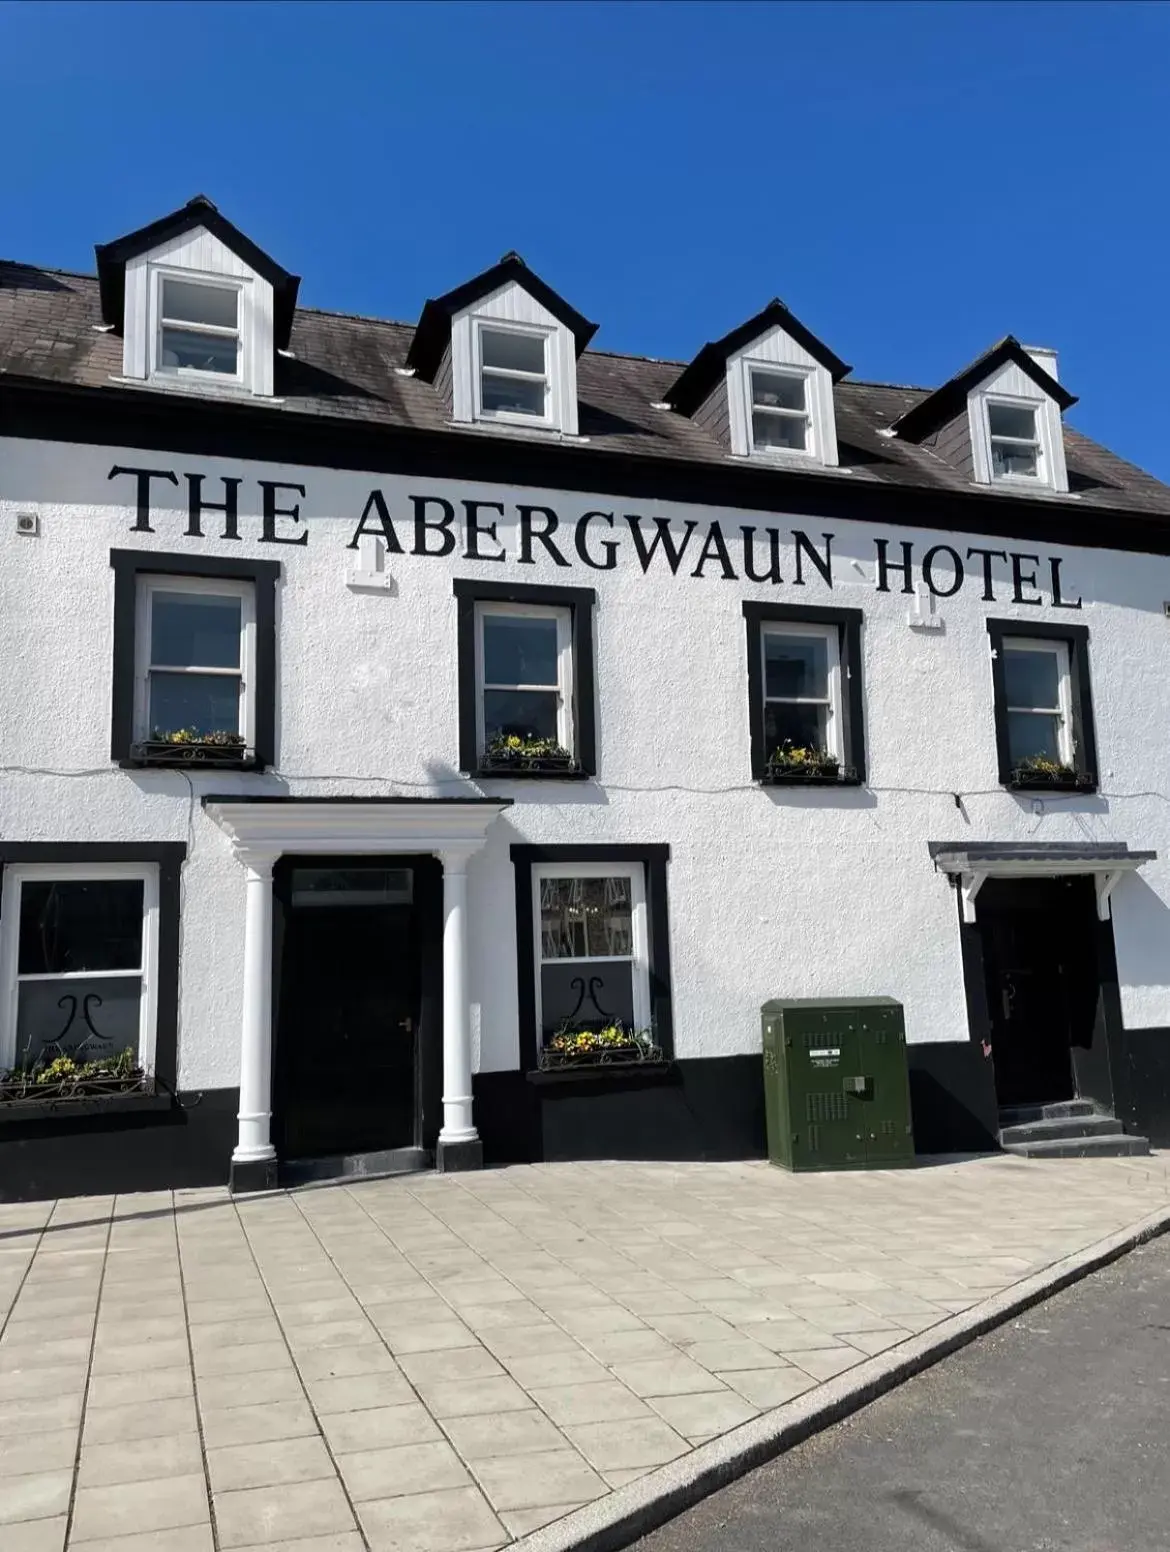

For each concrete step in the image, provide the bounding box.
[1001,1132,1151,1159]
[999,1098,1102,1126]
[280,1146,430,1186]
[999,1114,1128,1147]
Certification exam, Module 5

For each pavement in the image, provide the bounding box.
[0,1152,1169,1552]
[632,1226,1170,1552]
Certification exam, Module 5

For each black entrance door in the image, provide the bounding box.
[273,860,422,1159]
[978,877,1099,1108]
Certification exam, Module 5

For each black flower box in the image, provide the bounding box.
[762,764,858,787]
[1009,769,1096,793]
[0,1072,168,1122]
[129,740,257,769]
[538,1043,663,1072]
[479,753,584,776]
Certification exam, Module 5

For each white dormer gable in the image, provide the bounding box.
[727,324,839,467]
[968,354,1068,493]
[450,280,579,436]
[122,226,274,397]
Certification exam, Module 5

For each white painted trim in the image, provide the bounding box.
[203,800,509,868]
[759,620,843,762]
[473,319,554,429]
[474,600,574,760]
[531,860,651,1036]
[149,266,250,391]
[0,862,160,1073]
[133,574,257,748]
[1002,635,1073,766]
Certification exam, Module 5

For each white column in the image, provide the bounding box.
[439,851,479,1146]
[234,852,277,1164]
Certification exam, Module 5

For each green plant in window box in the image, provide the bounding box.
[483,733,577,773]
[538,1022,661,1071]
[763,741,841,784]
[132,728,249,766]
[0,1046,150,1104]
[1010,754,1093,789]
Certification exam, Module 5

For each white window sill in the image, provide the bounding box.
[108,375,284,406]
[447,419,590,444]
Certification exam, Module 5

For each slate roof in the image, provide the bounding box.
[3,259,1170,520]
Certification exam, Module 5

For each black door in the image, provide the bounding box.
[273,860,421,1159]
[978,877,1098,1108]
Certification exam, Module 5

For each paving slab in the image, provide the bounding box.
[1,1154,1169,1549]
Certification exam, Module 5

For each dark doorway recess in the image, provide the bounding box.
[272,856,442,1162]
[973,876,1114,1110]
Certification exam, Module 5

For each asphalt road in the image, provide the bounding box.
[634,1234,1170,1552]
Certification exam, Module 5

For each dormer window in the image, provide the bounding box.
[890,338,1074,495]
[405,253,597,438]
[95,196,300,400]
[749,367,811,454]
[477,325,549,422]
[665,300,848,470]
[157,277,241,379]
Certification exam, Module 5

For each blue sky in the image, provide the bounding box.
[3,0,1168,476]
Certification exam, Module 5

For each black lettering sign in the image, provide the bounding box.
[347,490,405,553]
[259,481,309,546]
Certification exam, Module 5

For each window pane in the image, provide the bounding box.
[149,672,242,736]
[764,633,829,700]
[482,614,558,686]
[1003,646,1060,710]
[1008,711,1063,765]
[541,961,634,1039]
[15,975,142,1071]
[752,411,809,452]
[988,403,1037,440]
[483,688,558,745]
[481,330,545,374]
[161,279,238,330]
[540,876,633,960]
[160,327,239,375]
[765,701,829,754]
[18,880,144,975]
[151,593,242,669]
[290,869,413,908]
[992,442,1038,478]
[481,371,545,417]
[751,371,806,412]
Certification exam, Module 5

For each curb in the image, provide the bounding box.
[513,1200,1170,1552]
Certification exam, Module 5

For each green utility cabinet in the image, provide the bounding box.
[761,998,914,1171]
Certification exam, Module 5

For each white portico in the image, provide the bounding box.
[203,796,510,1187]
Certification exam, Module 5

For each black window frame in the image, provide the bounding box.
[510,844,673,1073]
[110,549,280,771]
[742,601,866,785]
[986,618,1097,792]
[454,579,597,779]
[0,841,186,1095]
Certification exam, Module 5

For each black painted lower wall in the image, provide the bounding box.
[9,1027,1165,1202]
[475,1044,1003,1166]
[1108,1027,1170,1147]
[0,1090,239,1204]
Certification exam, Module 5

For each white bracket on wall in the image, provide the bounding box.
[960,871,986,924]
[1095,870,1122,921]
[346,535,396,594]
[907,582,944,631]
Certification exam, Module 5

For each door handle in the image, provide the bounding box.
[1001,988,1012,1020]
[397,1016,413,1034]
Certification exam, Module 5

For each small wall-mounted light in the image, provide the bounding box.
[15,512,39,537]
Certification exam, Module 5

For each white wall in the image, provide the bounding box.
[3,435,1170,1090]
